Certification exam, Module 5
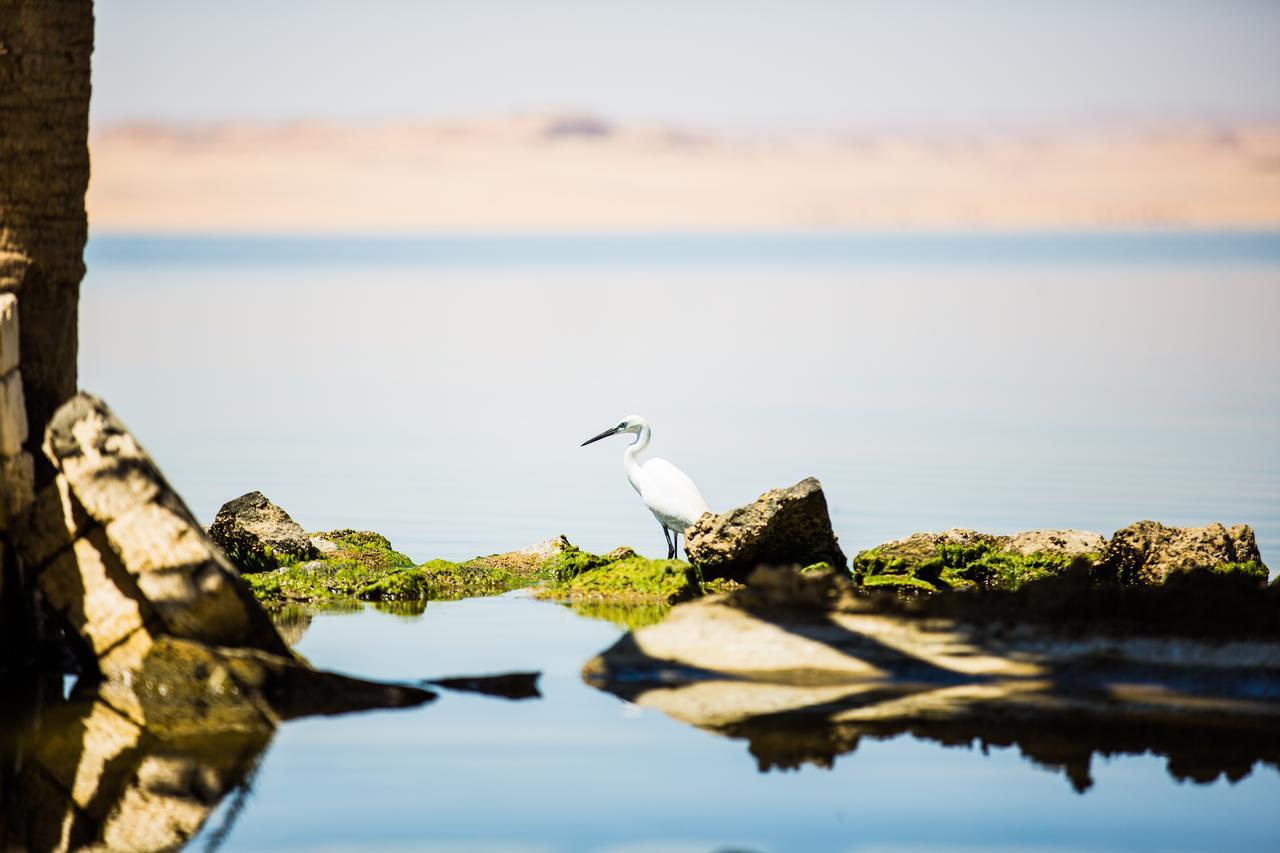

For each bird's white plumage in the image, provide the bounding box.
[581,414,710,557]
[630,457,710,531]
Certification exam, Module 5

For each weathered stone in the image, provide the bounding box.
[465,537,567,578]
[43,394,166,522]
[13,474,91,568]
[39,530,156,657]
[0,449,33,524]
[104,500,211,574]
[1003,528,1106,556]
[0,368,29,455]
[684,477,848,580]
[310,535,339,554]
[853,528,1108,593]
[1097,520,1266,585]
[0,293,17,376]
[208,490,318,571]
[40,393,293,662]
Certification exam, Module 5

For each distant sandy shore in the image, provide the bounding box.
[87,117,1280,232]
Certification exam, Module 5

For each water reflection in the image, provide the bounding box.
[0,676,272,851]
[590,669,1280,793]
[557,597,672,630]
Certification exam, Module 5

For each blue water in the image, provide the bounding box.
[75,231,1280,850]
[80,231,1280,566]
[87,230,1280,269]
[194,593,1280,852]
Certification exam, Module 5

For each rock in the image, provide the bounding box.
[30,393,292,675]
[310,535,339,554]
[208,491,319,572]
[853,527,1107,593]
[1003,528,1106,556]
[1097,520,1267,585]
[684,477,848,580]
[464,537,567,578]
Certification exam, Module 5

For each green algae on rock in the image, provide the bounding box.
[853,533,1098,594]
[243,534,553,605]
[853,523,1270,594]
[537,540,703,603]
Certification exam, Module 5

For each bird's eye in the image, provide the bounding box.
[618,422,627,429]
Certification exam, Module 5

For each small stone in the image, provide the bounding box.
[208,491,319,572]
[310,536,338,554]
[1003,529,1106,557]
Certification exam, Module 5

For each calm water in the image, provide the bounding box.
[189,593,1280,852]
[74,232,1280,850]
[81,232,1280,565]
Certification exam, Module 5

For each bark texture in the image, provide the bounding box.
[0,0,92,488]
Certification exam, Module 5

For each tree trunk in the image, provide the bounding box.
[0,0,92,487]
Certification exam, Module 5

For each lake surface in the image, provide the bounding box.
[73,232,1280,850]
[181,592,1280,852]
[81,232,1280,565]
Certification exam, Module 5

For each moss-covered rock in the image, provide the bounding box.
[555,556,699,602]
[853,529,1101,594]
[1095,521,1267,586]
[853,523,1270,594]
[244,534,553,606]
[537,541,703,603]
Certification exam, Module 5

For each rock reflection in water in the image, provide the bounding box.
[0,633,437,852]
[590,675,1280,792]
[1,684,269,851]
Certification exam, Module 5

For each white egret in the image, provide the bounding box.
[581,415,710,559]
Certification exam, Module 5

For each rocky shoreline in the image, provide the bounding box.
[212,479,1273,614]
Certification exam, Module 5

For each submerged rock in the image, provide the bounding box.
[209,490,318,572]
[1096,520,1267,585]
[684,477,848,580]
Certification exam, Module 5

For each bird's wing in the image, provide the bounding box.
[640,458,711,528]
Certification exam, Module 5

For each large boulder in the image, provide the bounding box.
[684,477,847,580]
[21,393,292,678]
[209,491,318,572]
[1096,520,1266,585]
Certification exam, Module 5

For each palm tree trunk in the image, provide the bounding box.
[0,0,93,488]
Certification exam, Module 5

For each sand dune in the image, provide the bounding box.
[87,116,1280,232]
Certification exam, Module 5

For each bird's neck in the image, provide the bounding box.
[622,425,650,494]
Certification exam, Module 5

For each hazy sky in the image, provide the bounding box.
[93,1,1280,131]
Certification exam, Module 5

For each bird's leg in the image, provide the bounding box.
[673,531,681,560]
[662,525,675,560]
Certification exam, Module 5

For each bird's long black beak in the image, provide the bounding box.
[580,427,617,447]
